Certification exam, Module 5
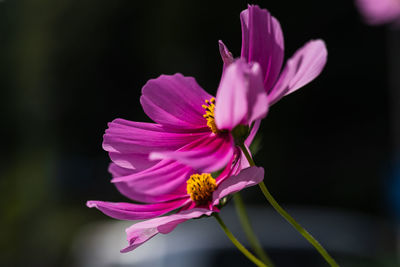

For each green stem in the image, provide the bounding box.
[258,182,339,266]
[214,213,268,267]
[239,144,339,267]
[240,143,256,166]
[233,193,275,267]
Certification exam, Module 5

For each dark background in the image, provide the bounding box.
[0,0,397,266]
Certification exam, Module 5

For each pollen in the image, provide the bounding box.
[202,97,219,134]
[186,173,217,205]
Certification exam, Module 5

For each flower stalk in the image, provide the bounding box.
[214,213,268,267]
[238,143,339,267]
[233,193,275,267]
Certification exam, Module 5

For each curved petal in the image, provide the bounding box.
[121,208,212,253]
[112,159,194,203]
[140,73,213,129]
[218,40,234,71]
[86,198,189,221]
[215,60,268,130]
[103,119,206,170]
[212,166,264,206]
[108,163,164,202]
[241,5,284,91]
[211,147,250,190]
[215,61,248,130]
[239,145,252,170]
[114,182,186,204]
[246,63,269,123]
[214,151,238,184]
[245,119,260,147]
[108,163,134,178]
[150,133,235,173]
[107,152,156,171]
[269,40,327,105]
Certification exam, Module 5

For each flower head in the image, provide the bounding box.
[217,5,327,147]
[93,59,267,250]
[219,5,327,106]
[87,163,264,252]
[103,59,268,180]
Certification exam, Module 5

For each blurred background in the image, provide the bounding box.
[0,0,398,266]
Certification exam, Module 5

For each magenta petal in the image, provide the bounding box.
[212,166,264,206]
[245,119,260,147]
[150,134,234,173]
[112,159,194,203]
[218,40,234,71]
[214,61,248,130]
[246,63,269,123]
[114,182,185,204]
[215,60,268,130]
[121,208,212,253]
[269,40,327,105]
[108,164,163,201]
[241,5,284,92]
[103,119,205,170]
[140,74,213,129]
[107,152,156,172]
[86,198,189,220]
[238,145,251,170]
[108,163,134,178]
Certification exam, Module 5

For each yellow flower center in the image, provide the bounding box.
[186,173,217,205]
[202,97,219,134]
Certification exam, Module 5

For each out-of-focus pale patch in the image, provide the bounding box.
[356,0,400,25]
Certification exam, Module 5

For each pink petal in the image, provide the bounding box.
[269,40,327,105]
[108,163,159,202]
[214,150,239,184]
[107,152,156,172]
[108,163,134,178]
[103,119,206,171]
[215,60,268,130]
[246,63,269,123]
[114,182,186,204]
[86,198,189,220]
[210,146,249,189]
[121,208,212,253]
[212,166,264,206]
[111,159,194,203]
[140,73,213,129]
[245,119,260,147]
[241,5,284,92]
[214,61,248,130]
[356,0,400,25]
[238,145,251,171]
[218,40,234,71]
[150,133,234,173]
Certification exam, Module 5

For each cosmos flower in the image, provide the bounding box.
[355,0,400,25]
[103,59,268,183]
[87,164,264,252]
[219,5,327,106]
[90,60,267,253]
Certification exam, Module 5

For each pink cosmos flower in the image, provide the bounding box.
[103,5,327,179]
[87,163,264,252]
[103,59,268,182]
[356,0,400,25]
[91,60,267,253]
[219,5,327,106]
[217,5,327,146]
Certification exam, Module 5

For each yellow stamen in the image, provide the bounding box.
[202,97,219,134]
[186,173,217,205]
